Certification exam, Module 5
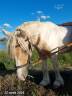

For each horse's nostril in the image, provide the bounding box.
[17,74,26,81]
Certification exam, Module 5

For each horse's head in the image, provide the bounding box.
[2,29,32,81]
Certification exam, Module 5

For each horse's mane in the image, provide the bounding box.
[7,37,14,59]
[7,32,32,59]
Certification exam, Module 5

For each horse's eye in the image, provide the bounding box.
[15,44,20,48]
[25,38,28,41]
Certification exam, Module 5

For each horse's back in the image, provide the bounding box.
[16,21,72,49]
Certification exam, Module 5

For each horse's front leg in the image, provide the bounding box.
[51,53,64,87]
[40,58,50,86]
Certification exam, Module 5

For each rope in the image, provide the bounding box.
[31,42,72,66]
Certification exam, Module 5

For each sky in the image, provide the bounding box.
[0,0,72,37]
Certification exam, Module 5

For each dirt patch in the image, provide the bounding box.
[0,73,56,96]
[0,67,72,96]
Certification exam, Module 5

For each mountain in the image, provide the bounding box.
[59,22,72,26]
[0,37,7,42]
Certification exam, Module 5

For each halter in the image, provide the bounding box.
[16,63,28,69]
[15,58,31,70]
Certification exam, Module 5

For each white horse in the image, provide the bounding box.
[3,21,72,87]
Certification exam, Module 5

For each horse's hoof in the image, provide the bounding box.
[53,80,64,88]
[40,80,50,86]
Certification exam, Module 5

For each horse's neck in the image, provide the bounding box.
[26,22,65,45]
[26,26,40,45]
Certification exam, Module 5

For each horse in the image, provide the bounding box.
[3,21,72,87]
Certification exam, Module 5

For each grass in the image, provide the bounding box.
[0,50,15,70]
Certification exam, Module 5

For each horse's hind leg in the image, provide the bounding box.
[51,53,64,87]
[40,58,50,86]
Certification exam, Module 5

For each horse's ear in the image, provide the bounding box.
[2,29,13,37]
[15,30,21,36]
[16,28,27,38]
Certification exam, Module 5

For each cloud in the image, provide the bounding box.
[36,10,43,14]
[0,26,2,29]
[37,15,51,21]
[32,11,43,15]
[40,15,51,20]
[54,4,64,10]
[32,12,35,15]
[3,23,12,28]
[31,11,51,21]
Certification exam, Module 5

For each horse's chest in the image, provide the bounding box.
[35,46,51,58]
[40,50,51,57]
